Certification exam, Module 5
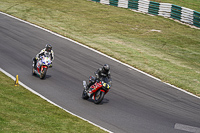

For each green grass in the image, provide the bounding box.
[0,72,107,133]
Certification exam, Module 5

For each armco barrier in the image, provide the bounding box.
[148,1,160,15]
[91,0,200,28]
[128,0,139,10]
[100,0,109,5]
[118,0,129,8]
[181,7,194,24]
[110,0,119,7]
[138,0,149,13]
[171,5,182,21]
[158,3,171,18]
[193,11,200,28]
[92,0,100,2]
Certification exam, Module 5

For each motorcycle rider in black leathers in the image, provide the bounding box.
[33,44,54,69]
[86,64,111,91]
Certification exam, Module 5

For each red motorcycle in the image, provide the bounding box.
[82,77,111,104]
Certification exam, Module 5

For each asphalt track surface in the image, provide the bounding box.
[1,12,200,133]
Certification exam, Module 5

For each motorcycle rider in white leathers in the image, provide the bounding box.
[33,44,54,68]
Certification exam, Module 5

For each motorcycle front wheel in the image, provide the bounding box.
[40,67,47,79]
[94,90,105,104]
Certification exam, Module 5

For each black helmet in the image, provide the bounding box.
[45,44,52,52]
[102,64,110,73]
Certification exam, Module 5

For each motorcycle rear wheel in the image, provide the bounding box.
[94,90,105,104]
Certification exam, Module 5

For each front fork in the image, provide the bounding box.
[37,65,47,74]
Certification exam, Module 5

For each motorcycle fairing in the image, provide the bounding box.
[90,82,103,93]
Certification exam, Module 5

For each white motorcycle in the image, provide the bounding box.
[32,52,52,79]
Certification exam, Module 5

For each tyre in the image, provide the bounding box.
[40,67,47,79]
[94,90,105,104]
[82,90,89,100]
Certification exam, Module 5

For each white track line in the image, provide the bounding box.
[0,68,113,133]
[175,123,200,133]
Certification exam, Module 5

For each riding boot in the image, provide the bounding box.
[33,58,37,69]
[86,85,89,91]
[86,81,93,91]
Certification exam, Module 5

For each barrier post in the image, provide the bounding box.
[15,75,19,86]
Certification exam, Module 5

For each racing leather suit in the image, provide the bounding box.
[33,48,54,68]
[86,67,111,90]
